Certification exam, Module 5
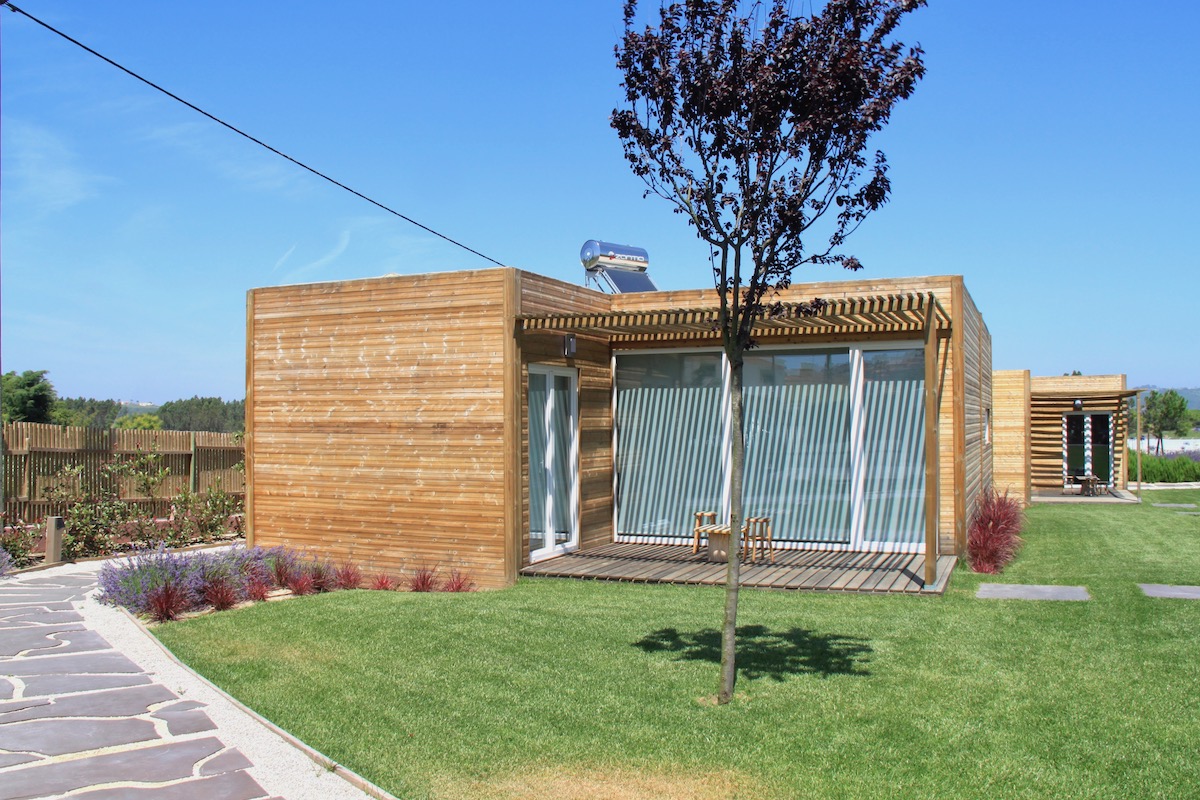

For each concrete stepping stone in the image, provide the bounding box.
[1139,584,1200,599]
[977,583,1091,600]
[1152,503,1197,508]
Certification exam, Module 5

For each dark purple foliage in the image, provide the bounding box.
[967,490,1024,574]
[147,581,191,623]
[369,573,397,591]
[443,569,476,593]
[203,576,239,611]
[407,566,441,593]
[245,576,272,602]
[286,571,315,596]
[308,559,334,592]
[334,561,362,590]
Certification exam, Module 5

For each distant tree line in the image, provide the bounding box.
[2,370,244,433]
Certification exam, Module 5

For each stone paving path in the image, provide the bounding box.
[0,570,279,800]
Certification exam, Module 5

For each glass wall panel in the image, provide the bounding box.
[862,349,925,545]
[1065,415,1086,479]
[550,375,573,544]
[743,350,852,543]
[528,372,548,552]
[1091,413,1111,483]
[615,353,725,537]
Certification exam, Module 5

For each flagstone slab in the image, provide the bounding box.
[1139,584,1200,599]
[198,746,255,776]
[0,626,93,658]
[68,767,270,800]
[19,673,152,698]
[152,701,218,736]
[0,737,228,799]
[0,684,177,723]
[977,583,1091,600]
[0,610,87,628]
[0,751,41,768]
[0,717,159,756]
[0,650,143,677]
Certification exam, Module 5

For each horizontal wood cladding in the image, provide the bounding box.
[248,271,512,589]
[992,370,1032,503]
[1031,374,1127,394]
[956,283,993,551]
[1029,390,1130,491]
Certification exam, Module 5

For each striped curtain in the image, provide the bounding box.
[528,372,549,551]
[861,350,924,545]
[743,352,852,543]
[615,354,725,538]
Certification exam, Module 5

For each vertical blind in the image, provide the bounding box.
[529,371,575,552]
[613,346,928,549]
[861,349,925,545]
[615,354,725,537]
[743,352,852,543]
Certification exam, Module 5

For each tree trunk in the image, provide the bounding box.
[718,352,745,704]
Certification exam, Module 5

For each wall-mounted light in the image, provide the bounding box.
[562,334,576,359]
[1073,398,1083,411]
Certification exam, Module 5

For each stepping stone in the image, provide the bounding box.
[1152,503,1197,508]
[1179,512,1200,516]
[1139,584,1200,599]
[977,583,1091,600]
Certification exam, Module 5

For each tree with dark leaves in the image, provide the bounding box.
[613,0,925,703]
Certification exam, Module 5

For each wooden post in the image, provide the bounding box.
[44,516,64,564]
[923,295,940,590]
[189,432,199,493]
[1136,391,1143,497]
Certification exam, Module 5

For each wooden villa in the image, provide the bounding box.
[244,269,993,591]
[992,371,1136,502]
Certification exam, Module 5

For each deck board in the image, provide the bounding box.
[521,543,954,594]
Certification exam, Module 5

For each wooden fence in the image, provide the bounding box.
[2,422,245,522]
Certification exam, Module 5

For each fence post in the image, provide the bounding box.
[190,432,199,493]
[45,516,65,564]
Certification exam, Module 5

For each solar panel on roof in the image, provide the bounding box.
[605,269,658,293]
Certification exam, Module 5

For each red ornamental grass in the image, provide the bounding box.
[309,560,334,593]
[271,558,293,589]
[443,569,476,593]
[967,489,1024,574]
[203,577,239,611]
[245,577,272,602]
[286,571,315,596]
[334,561,362,590]
[147,582,190,623]
[408,566,441,593]
[369,573,397,591]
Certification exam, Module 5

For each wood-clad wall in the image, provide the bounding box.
[991,370,1032,504]
[1029,375,1129,491]
[955,282,993,553]
[247,271,512,589]
[516,273,614,563]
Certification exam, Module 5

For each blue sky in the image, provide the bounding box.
[2,1,1197,403]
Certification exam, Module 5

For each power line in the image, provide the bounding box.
[2,2,507,268]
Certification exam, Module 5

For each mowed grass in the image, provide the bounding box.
[154,490,1200,800]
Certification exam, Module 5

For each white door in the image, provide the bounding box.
[528,366,579,561]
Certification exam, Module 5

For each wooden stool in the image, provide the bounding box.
[743,516,774,563]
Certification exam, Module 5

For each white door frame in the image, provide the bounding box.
[528,365,580,563]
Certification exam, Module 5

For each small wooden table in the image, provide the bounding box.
[1078,474,1104,497]
[693,512,774,563]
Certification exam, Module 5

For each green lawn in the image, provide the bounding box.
[154,490,1200,800]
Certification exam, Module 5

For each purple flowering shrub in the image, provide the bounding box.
[97,545,286,617]
[0,548,13,579]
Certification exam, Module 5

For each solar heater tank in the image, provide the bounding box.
[579,240,650,272]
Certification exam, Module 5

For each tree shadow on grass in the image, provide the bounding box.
[634,625,872,681]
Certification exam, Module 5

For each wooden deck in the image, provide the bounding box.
[521,542,957,595]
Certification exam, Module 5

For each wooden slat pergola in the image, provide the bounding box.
[517,292,953,343]
[518,292,953,588]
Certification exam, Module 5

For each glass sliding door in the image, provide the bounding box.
[860,348,925,547]
[1091,414,1112,484]
[614,353,725,539]
[528,366,578,561]
[743,350,852,544]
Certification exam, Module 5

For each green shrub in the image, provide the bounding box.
[0,512,39,568]
[1127,449,1200,483]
